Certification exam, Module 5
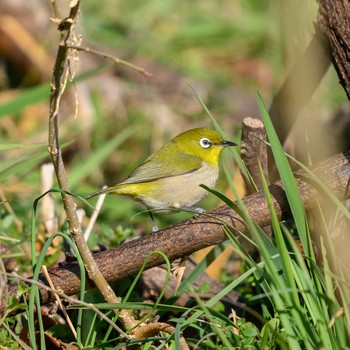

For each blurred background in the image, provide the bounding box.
[0,0,348,249]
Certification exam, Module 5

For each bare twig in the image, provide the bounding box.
[7,272,131,340]
[0,257,7,324]
[317,0,350,99]
[66,44,153,77]
[40,164,57,233]
[47,0,137,331]
[0,322,32,350]
[50,0,61,20]
[84,190,106,241]
[41,266,77,339]
[133,323,189,350]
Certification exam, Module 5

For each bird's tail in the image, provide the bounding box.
[85,186,111,199]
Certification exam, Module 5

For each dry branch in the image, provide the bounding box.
[4,150,350,314]
[240,117,268,193]
[317,0,350,99]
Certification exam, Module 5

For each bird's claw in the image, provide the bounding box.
[193,207,206,218]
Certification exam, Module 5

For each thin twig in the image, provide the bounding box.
[133,323,189,350]
[84,189,106,241]
[40,164,57,233]
[7,272,131,340]
[50,0,61,20]
[41,266,77,339]
[0,256,7,326]
[65,44,153,77]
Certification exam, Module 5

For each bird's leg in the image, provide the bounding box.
[149,211,159,232]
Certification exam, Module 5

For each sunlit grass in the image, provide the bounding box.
[0,0,349,348]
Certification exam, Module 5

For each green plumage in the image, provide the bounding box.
[119,151,203,185]
[86,127,236,231]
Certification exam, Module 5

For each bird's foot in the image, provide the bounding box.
[151,224,159,233]
[178,206,206,217]
[193,207,206,214]
[193,207,206,219]
[149,211,159,233]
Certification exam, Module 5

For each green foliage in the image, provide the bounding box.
[0,0,349,348]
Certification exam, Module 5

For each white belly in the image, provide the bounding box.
[140,161,219,211]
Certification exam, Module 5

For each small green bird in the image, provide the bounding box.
[87,127,236,231]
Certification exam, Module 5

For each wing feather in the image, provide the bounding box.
[118,152,203,185]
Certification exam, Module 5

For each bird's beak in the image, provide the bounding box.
[219,140,237,147]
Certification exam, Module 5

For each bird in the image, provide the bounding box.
[86,127,236,231]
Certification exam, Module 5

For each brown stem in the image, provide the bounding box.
[133,323,189,350]
[5,272,130,339]
[65,44,153,77]
[47,0,136,331]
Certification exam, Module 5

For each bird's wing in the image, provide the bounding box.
[118,152,203,185]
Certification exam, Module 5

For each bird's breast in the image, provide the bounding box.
[138,161,219,210]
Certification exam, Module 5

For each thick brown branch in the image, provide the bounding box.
[4,150,349,313]
[316,0,350,99]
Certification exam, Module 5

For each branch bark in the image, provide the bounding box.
[268,2,350,171]
[316,0,350,99]
[240,117,269,193]
[5,150,350,312]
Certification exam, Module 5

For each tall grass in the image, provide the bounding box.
[0,1,349,348]
[2,93,349,348]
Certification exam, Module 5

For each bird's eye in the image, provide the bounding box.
[199,137,211,149]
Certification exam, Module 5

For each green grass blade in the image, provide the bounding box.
[192,293,235,350]
[0,143,44,150]
[282,225,336,349]
[257,92,311,257]
[0,148,48,182]
[0,65,110,120]
[259,162,299,306]
[0,84,50,119]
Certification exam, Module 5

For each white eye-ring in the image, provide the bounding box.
[199,137,211,149]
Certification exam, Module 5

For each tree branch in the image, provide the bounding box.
[316,0,350,99]
[6,150,349,312]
